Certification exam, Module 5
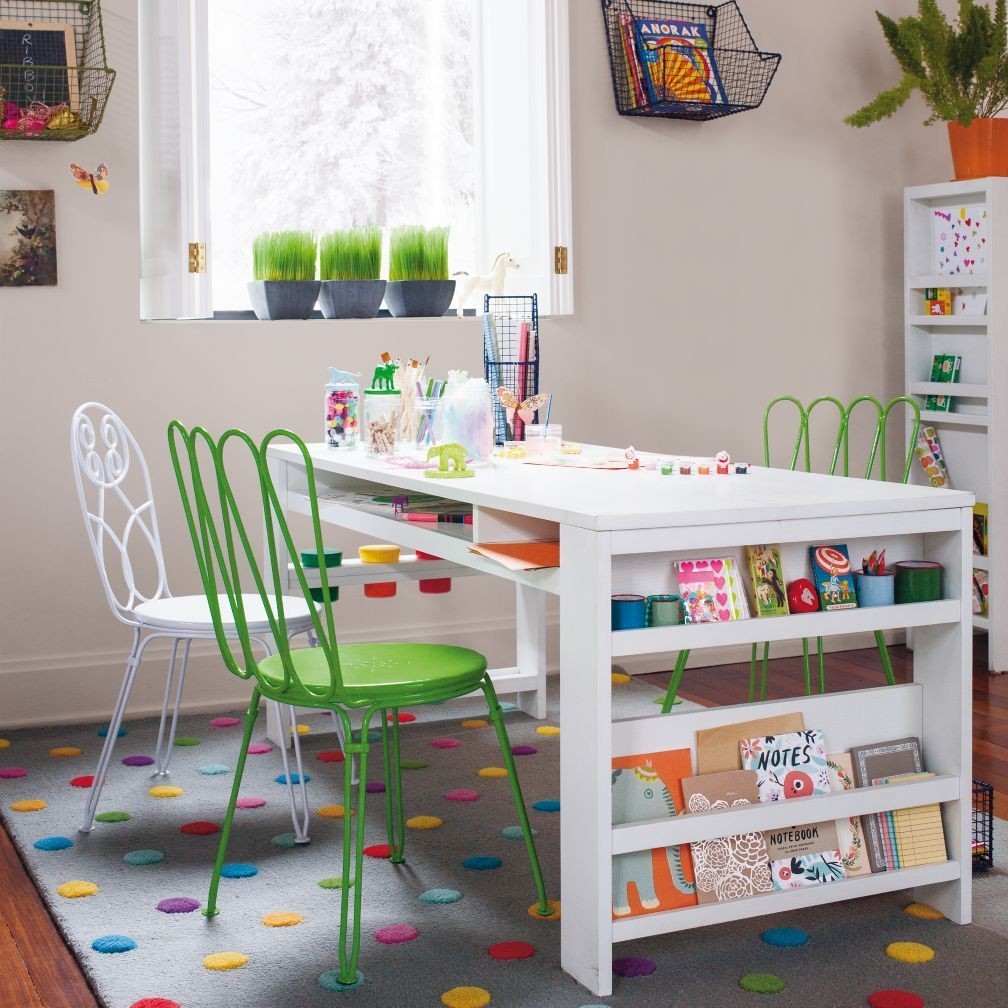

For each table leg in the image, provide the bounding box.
[515,582,547,718]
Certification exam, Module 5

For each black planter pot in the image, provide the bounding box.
[247,280,320,320]
[384,279,456,318]
[318,279,387,319]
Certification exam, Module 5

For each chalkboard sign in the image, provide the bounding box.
[0,20,78,109]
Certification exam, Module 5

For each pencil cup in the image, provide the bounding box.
[524,424,562,455]
[611,594,646,630]
[894,561,942,603]
[412,397,441,453]
[854,572,894,608]
[646,594,682,626]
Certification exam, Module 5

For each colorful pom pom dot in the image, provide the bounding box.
[739,972,787,993]
[199,764,229,775]
[536,725,560,736]
[247,743,273,754]
[478,767,508,778]
[11,799,46,812]
[318,804,352,819]
[500,701,518,711]
[904,902,944,920]
[441,986,491,1008]
[318,877,354,890]
[92,934,137,954]
[388,711,416,723]
[172,736,201,747]
[129,1000,182,1008]
[319,969,364,992]
[49,746,81,758]
[365,781,385,793]
[70,775,94,788]
[316,750,345,763]
[296,723,311,735]
[407,815,443,830]
[431,738,461,749]
[124,849,164,866]
[263,911,303,927]
[528,899,561,920]
[867,992,925,1008]
[761,926,809,948]
[95,810,130,822]
[613,956,656,978]
[156,897,200,914]
[235,796,265,809]
[203,951,248,971]
[180,820,219,835]
[502,825,537,840]
[364,843,391,859]
[34,835,74,851]
[419,888,462,905]
[885,941,935,964]
[446,789,480,802]
[375,923,419,944]
[401,758,428,770]
[511,745,537,756]
[121,755,155,767]
[272,832,298,848]
[57,880,99,898]
[210,716,240,728]
[148,785,182,798]
[274,773,310,784]
[98,726,127,737]
[488,940,535,960]
[533,799,560,812]
[220,862,258,878]
[0,767,27,778]
[460,719,488,729]
[0,738,8,748]
[463,855,502,871]
[611,671,631,684]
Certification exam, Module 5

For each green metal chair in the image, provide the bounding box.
[659,394,921,712]
[168,423,553,987]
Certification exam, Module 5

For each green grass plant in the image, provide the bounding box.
[388,225,450,281]
[252,230,317,281]
[319,226,382,281]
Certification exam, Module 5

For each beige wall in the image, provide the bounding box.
[0,1,951,727]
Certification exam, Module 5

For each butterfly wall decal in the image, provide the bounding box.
[496,387,550,427]
[69,162,110,195]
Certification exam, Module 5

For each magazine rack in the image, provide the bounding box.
[601,0,780,121]
[482,293,540,445]
[0,0,116,141]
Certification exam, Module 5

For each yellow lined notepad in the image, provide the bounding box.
[881,772,947,868]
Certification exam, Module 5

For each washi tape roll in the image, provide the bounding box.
[893,560,942,603]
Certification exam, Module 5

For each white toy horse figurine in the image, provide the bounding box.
[453,252,519,315]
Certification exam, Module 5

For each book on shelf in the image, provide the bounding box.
[826,752,872,878]
[973,568,989,616]
[611,748,698,917]
[676,556,750,624]
[695,712,805,774]
[739,728,833,804]
[973,502,989,556]
[874,772,947,869]
[914,426,953,489]
[745,545,789,617]
[849,736,924,873]
[764,819,846,890]
[617,10,648,108]
[680,770,773,904]
[923,353,960,412]
[632,16,726,109]
[808,544,858,611]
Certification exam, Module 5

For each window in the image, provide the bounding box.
[139,0,571,320]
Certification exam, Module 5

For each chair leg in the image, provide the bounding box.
[482,681,551,916]
[660,649,691,713]
[205,688,262,918]
[748,642,771,702]
[153,638,192,776]
[874,629,897,686]
[801,638,812,695]
[381,709,406,864]
[276,703,311,844]
[817,635,826,694]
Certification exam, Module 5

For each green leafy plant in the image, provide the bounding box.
[319,226,382,281]
[845,0,1008,127]
[251,230,317,281]
[388,225,450,281]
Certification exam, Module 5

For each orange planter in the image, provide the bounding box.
[947,118,1008,180]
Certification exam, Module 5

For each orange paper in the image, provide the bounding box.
[469,540,560,571]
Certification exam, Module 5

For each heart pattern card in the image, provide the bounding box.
[932,204,988,276]
[676,557,749,624]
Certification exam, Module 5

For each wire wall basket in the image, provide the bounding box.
[483,294,540,445]
[973,779,994,872]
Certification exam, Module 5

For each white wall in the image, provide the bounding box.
[0,1,952,728]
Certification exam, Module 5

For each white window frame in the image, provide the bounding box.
[139,0,572,320]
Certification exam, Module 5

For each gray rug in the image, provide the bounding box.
[2,679,1007,1008]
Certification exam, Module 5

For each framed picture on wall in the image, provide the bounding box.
[0,190,57,286]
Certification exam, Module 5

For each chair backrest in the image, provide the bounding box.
[762,394,921,485]
[70,403,170,625]
[168,422,343,700]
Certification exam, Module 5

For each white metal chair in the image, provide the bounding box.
[70,403,323,839]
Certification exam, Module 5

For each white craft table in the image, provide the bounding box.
[266,443,974,997]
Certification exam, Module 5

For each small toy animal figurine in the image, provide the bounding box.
[371,359,399,390]
[453,252,519,314]
[425,443,474,479]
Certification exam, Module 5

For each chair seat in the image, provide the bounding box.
[258,642,488,707]
[135,594,316,633]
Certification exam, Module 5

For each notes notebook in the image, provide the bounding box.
[739,728,832,803]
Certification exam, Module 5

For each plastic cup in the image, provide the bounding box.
[524,423,562,455]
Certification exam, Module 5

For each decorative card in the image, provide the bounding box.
[914,426,953,489]
[745,545,789,617]
[611,748,698,917]
[676,557,748,624]
[827,752,871,878]
[681,770,772,904]
[808,544,858,611]
[739,728,832,803]
[932,204,989,277]
[696,712,805,774]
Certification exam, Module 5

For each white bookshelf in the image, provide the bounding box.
[905,179,1006,672]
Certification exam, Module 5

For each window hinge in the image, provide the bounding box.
[553,245,568,275]
[188,242,206,274]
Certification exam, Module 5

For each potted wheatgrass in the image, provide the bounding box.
[247,230,320,320]
[318,225,385,319]
[384,225,456,318]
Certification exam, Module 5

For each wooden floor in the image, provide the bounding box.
[2,639,1007,1008]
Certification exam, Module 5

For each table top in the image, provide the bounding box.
[268,442,975,532]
